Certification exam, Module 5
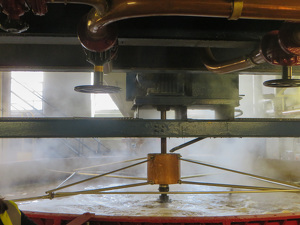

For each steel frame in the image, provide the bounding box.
[1,117,300,138]
[12,155,300,202]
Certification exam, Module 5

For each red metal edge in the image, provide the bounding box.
[24,210,300,225]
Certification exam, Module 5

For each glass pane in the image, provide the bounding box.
[11,71,44,112]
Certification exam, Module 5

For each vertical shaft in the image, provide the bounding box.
[282,66,292,80]
[159,109,169,202]
[160,110,166,120]
[161,138,167,154]
[160,110,167,154]
[94,65,104,86]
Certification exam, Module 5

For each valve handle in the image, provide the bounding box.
[74,61,121,94]
[263,66,300,88]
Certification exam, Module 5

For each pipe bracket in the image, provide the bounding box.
[229,0,243,20]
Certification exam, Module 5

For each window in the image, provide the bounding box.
[90,73,121,117]
[91,93,122,117]
[11,71,44,112]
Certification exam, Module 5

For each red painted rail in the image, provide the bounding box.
[24,211,300,225]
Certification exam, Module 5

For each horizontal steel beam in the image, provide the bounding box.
[119,38,257,48]
[0,36,256,48]
[0,36,80,45]
[0,43,299,74]
[0,118,299,138]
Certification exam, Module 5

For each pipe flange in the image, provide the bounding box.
[0,0,28,20]
[0,17,29,33]
[26,0,48,15]
[84,47,118,66]
[78,15,118,52]
[279,22,300,56]
[260,30,300,66]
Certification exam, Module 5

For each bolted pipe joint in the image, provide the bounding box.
[0,0,49,33]
[260,30,300,67]
[0,0,27,21]
[260,22,300,67]
[0,17,29,33]
[77,8,118,52]
[0,0,29,33]
[279,22,300,57]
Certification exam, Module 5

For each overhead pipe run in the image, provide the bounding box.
[1,0,300,50]
[202,22,300,75]
[0,0,300,75]
[201,48,265,74]
[71,0,300,52]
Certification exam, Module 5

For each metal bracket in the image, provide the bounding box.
[229,0,244,20]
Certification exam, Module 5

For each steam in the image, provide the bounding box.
[1,72,300,216]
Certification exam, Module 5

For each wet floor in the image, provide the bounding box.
[7,182,300,217]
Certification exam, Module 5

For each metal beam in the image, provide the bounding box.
[0,43,299,74]
[0,36,256,48]
[0,118,300,138]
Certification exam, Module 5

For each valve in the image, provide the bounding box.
[260,22,300,67]
[0,0,29,33]
[74,48,121,93]
[260,30,300,67]
[0,0,48,33]
[0,17,29,33]
[0,0,27,20]
[279,22,300,57]
[263,66,300,88]
[261,22,300,88]
[26,0,48,16]
[77,11,118,52]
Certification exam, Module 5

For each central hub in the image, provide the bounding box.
[147,153,181,184]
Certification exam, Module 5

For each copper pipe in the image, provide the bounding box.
[52,0,300,29]
[242,0,300,21]
[202,48,265,74]
[91,0,231,30]
[91,0,299,24]
[49,0,300,52]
